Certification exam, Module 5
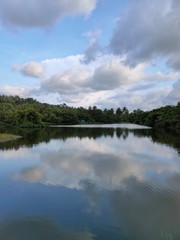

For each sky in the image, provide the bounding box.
[0,0,179,111]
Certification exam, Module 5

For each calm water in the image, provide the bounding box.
[0,124,180,240]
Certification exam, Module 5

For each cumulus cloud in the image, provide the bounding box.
[39,55,177,110]
[166,79,180,103]
[83,42,102,64]
[0,85,34,97]
[96,84,173,111]
[110,0,180,70]
[19,62,44,78]
[82,29,102,64]
[41,69,91,95]
[0,0,97,29]
[90,60,143,90]
[13,54,179,109]
[40,55,144,95]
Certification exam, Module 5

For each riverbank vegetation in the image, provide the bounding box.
[0,95,179,128]
[0,133,21,142]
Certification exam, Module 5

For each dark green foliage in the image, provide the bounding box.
[0,126,179,154]
[0,95,179,128]
[16,108,44,128]
[115,107,122,122]
[138,104,180,129]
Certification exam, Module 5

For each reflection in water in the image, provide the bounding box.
[0,217,94,240]
[12,134,179,189]
[110,177,180,240]
[80,180,104,216]
[0,125,180,240]
[0,125,179,153]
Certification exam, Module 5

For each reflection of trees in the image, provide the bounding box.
[116,128,129,139]
[133,128,180,154]
[0,128,48,150]
[0,126,179,154]
[0,127,116,151]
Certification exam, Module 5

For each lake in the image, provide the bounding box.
[0,124,180,240]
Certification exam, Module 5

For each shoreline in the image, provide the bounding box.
[0,134,22,143]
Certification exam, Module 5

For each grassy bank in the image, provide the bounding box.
[0,133,21,142]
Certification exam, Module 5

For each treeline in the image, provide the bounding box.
[0,95,179,128]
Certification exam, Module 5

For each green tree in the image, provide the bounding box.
[16,108,44,128]
[116,107,122,122]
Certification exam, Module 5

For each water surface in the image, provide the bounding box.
[0,124,180,240]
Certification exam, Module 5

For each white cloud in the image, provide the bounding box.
[166,79,180,104]
[96,84,173,111]
[83,42,102,64]
[0,0,97,29]
[39,55,178,109]
[41,69,91,95]
[0,85,34,97]
[83,29,101,43]
[40,55,144,94]
[110,0,180,71]
[42,55,86,76]
[90,59,144,90]
[82,29,102,64]
[12,53,179,109]
[20,62,44,78]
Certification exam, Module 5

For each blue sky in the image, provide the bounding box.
[0,0,179,110]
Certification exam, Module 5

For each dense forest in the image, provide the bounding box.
[0,95,179,128]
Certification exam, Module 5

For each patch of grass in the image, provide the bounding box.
[0,133,21,142]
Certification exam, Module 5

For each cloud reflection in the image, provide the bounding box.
[12,132,179,190]
[13,167,45,183]
[5,129,180,239]
[110,176,180,239]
